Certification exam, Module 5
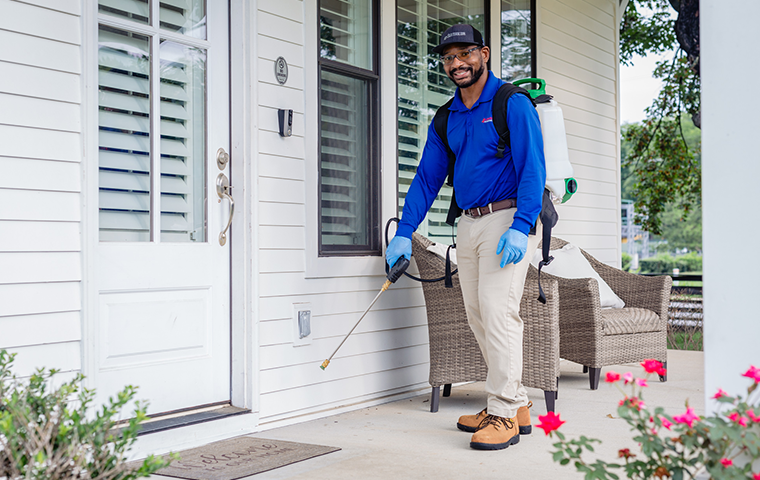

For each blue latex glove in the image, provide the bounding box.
[386,236,412,269]
[496,229,529,268]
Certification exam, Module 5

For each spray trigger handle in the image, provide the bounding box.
[386,257,410,284]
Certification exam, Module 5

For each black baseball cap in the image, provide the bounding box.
[432,24,485,54]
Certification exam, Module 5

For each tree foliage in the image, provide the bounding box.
[620,0,701,235]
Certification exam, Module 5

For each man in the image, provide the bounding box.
[386,24,546,451]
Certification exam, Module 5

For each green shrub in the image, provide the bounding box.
[0,349,174,479]
[675,251,702,273]
[622,252,632,272]
[638,253,676,274]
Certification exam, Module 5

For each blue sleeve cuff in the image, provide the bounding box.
[510,218,533,237]
[395,224,415,239]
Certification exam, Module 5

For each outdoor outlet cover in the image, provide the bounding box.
[298,310,311,338]
[292,303,312,346]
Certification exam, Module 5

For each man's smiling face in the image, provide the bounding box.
[443,44,490,88]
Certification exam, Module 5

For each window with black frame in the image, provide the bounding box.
[319,0,380,255]
[501,0,534,82]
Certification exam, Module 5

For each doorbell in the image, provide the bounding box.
[278,109,293,137]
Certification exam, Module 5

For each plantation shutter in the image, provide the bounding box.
[397,0,485,244]
[319,0,377,252]
[98,26,206,243]
[320,72,369,246]
[159,41,206,242]
[98,26,152,242]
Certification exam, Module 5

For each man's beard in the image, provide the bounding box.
[447,60,486,88]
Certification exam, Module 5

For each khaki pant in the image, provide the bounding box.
[457,208,542,418]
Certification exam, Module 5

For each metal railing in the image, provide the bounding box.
[642,273,703,351]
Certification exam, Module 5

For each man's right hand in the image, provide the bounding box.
[386,236,412,269]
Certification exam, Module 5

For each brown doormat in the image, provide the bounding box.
[151,436,340,480]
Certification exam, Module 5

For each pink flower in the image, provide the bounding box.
[641,359,664,374]
[673,407,699,428]
[747,410,760,423]
[636,378,648,387]
[536,411,566,435]
[619,396,644,411]
[713,388,729,399]
[728,412,749,427]
[742,366,760,383]
[720,458,733,467]
[752,473,760,480]
[623,372,633,384]
[605,371,621,383]
[660,417,673,430]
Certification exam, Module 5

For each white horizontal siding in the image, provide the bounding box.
[540,0,621,265]
[0,0,83,374]
[254,0,430,422]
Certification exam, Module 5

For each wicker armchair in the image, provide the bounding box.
[540,237,672,389]
[411,233,560,413]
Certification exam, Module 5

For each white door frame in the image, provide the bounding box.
[229,0,259,413]
[80,0,259,418]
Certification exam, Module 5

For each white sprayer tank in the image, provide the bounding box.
[514,78,578,204]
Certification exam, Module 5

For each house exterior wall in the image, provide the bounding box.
[0,0,83,378]
[537,0,622,265]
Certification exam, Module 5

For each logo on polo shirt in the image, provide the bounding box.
[443,31,467,41]
[482,117,493,123]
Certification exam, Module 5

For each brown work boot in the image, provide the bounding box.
[457,408,487,432]
[470,415,520,450]
[517,401,533,435]
[457,403,532,435]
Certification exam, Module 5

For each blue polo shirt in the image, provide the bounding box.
[396,71,546,239]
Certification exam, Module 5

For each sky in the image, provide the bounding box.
[619,51,673,124]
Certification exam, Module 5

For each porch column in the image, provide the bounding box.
[701,0,760,411]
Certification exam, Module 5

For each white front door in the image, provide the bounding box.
[94,0,230,415]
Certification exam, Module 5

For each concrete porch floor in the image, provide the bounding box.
[152,349,705,480]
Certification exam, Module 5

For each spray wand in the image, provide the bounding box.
[320,257,410,370]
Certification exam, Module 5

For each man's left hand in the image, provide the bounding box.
[496,229,528,268]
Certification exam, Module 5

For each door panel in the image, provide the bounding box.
[94,1,230,415]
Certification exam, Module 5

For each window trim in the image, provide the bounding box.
[317,0,382,257]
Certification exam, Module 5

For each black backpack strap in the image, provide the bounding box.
[537,189,559,304]
[433,98,462,227]
[492,83,535,158]
[433,98,456,186]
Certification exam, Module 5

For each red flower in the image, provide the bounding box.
[660,416,673,430]
[713,388,729,399]
[605,371,621,383]
[720,458,733,467]
[728,412,749,427]
[641,359,664,374]
[742,366,760,383]
[672,407,699,428]
[752,473,760,480]
[536,411,565,435]
[747,410,760,423]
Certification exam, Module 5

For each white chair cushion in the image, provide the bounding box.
[426,243,457,265]
[532,244,625,309]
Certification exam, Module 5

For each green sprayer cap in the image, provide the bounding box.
[512,78,546,99]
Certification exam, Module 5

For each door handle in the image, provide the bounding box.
[216,173,234,246]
